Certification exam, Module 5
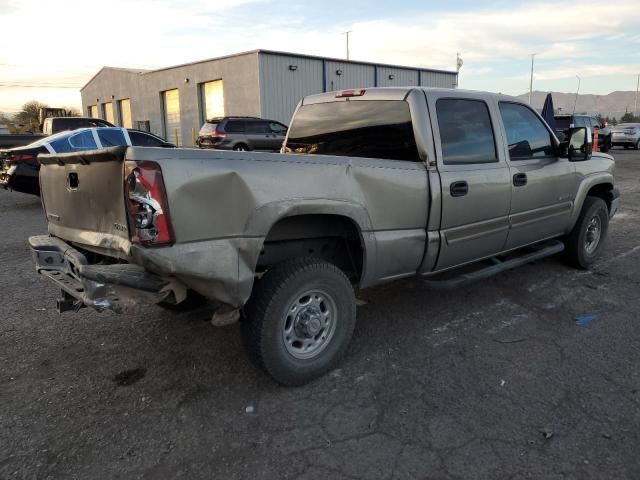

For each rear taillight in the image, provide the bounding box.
[6,153,35,166]
[124,161,174,246]
[211,130,225,140]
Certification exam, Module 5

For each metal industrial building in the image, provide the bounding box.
[81,50,458,146]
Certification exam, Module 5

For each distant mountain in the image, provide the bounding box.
[515,90,638,119]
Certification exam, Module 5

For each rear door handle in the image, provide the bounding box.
[450,181,469,197]
[513,173,527,187]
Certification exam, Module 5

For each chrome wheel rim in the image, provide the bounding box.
[584,215,602,254]
[282,289,337,359]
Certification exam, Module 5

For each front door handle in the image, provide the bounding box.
[513,173,527,187]
[450,181,469,197]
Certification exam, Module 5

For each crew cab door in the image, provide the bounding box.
[428,92,512,269]
[496,102,577,249]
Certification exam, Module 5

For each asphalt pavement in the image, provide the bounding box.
[1,149,639,479]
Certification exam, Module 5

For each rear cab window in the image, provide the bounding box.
[284,100,419,161]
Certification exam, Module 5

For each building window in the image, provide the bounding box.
[102,102,114,124]
[200,79,224,121]
[118,99,132,128]
[162,89,181,146]
[88,105,99,119]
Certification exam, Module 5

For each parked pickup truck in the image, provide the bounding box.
[29,87,619,385]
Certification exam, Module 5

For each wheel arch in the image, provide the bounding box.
[569,173,615,231]
[248,203,375,285]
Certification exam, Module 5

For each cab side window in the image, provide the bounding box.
[499,102,555,160]
[436,98,497,165]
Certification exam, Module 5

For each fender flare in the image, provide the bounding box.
[569,172,615,230]
[243,198,377,286]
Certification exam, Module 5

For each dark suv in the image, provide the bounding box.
[554,114,612,152]
[196,117,288,151]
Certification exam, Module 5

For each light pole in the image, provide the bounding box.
[634,73,639,119]
[573,75,581,114]
[456,52,463,88]
[342,31,352,60]
[528,53,536,105]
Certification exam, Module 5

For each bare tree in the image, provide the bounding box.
[15,101,49,125]
[0,111,13,125]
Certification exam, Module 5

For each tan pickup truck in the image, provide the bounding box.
[29,87,619,385]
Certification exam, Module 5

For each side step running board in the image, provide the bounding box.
[421,240,565,289]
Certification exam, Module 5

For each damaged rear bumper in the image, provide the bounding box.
[29,235,172,313]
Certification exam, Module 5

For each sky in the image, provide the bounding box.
[1,0,639,113]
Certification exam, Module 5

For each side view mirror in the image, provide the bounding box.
[559,127,591,161]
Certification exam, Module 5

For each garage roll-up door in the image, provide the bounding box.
[163,89,181,145]
[119,99,132,128]
[202,80,224,120]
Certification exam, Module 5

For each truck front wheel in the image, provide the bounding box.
[242,258,356,386]
[564,196,609,269]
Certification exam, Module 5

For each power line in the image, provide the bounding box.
[0,83,82,88]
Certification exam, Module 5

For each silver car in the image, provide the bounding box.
[611,123,640,150]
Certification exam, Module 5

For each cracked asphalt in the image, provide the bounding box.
[1,150,639,479]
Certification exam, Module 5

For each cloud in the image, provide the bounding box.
[1,0,639,110]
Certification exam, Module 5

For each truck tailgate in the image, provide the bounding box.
[39,146,131,255]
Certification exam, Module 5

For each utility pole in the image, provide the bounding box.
[635,73,639,119]
[528,53,536,105]
[573,75,581,114]
[343,31,352,60]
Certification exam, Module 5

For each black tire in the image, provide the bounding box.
[563,197,609,269]
[634,140,639,151]
[233,143,249,151]
[242,258,356,386]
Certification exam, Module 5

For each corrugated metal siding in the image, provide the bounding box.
[421,71,457,88]
[259,53,324,124]
[325,61,375,92]
[376,67,419,87]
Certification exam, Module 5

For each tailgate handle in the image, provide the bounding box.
[67,172,79,190]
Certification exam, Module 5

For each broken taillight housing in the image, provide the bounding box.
[124,161,174,246]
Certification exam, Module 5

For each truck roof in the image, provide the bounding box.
[301,87,522,105]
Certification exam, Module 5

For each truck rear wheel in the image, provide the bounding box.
[564,196,609,269]
[242,258,356,386]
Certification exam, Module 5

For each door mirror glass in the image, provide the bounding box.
[564,127,591,161]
